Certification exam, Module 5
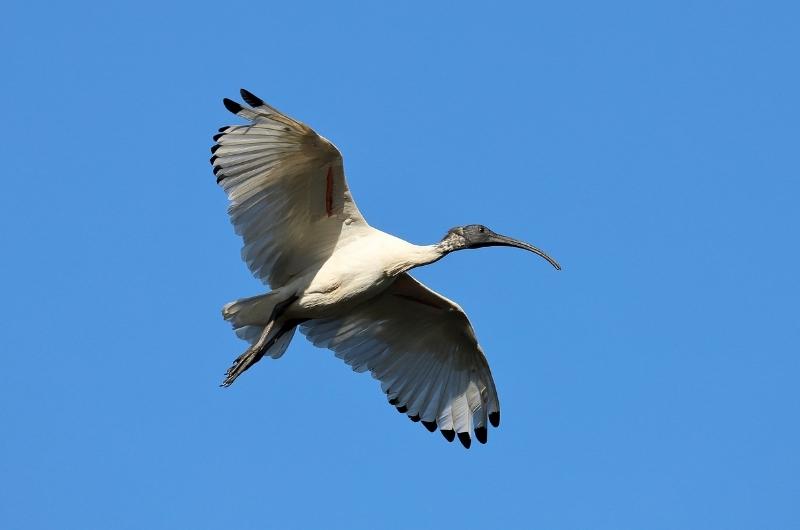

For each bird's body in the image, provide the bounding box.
[284,229,440,318]
[211,89,560,448]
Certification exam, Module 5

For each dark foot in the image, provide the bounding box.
[221,344,263,387]
[220,319,276,387]
[219,295,299,387]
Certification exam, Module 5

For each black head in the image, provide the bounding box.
[442,224,561,270]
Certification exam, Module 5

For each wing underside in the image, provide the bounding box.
[211,89,367,287]
[302,273,500,448]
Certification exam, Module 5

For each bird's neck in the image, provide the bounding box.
[387,243,448,276]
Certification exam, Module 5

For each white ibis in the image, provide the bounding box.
[211,89,560,448]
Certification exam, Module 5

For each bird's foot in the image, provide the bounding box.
[220,345,263,387]
[219,295,299,388]
[220,320,277,387]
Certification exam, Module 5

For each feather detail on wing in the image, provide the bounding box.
[211,89,367,287]
[301,273,501,447]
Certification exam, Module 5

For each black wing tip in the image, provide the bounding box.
[210,144,220,154]
[223,98,243,115]
[457,432,472,449]
[395,405,408,414]
[218,126,230,133]
[422,420,437,432]
[240,88,264,107]
[474,426,488,444]
[441,429,456,442]
[409,414,420,423]
[212,133,224,142]
[388,397,399,406]
[489,411,500,428]
[209,155,218,165]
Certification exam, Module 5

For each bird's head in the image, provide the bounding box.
[440,224,561,270]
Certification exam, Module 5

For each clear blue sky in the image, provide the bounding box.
[2,1,798,529]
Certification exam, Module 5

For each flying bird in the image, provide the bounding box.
[211,89,560,448]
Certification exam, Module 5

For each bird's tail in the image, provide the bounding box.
[222,292,296,360]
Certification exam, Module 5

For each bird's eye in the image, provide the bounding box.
[479,227,485,233]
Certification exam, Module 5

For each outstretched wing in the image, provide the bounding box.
[211,89,367,287]
[301,273,501,448]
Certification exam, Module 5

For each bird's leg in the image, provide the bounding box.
[220,295,298,387]
[220,320,277,387]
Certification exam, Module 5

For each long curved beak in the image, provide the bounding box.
[486,233,562,270]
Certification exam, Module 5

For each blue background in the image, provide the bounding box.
[2,1,798,529]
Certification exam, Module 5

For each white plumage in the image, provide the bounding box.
[211,89,560,448]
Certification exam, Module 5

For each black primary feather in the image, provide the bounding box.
[240,88,265,107]
[474,426,488,444]
[422,421,437,432]
[223,98,243,115]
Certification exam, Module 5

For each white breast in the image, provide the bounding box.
[294,229,418,317]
